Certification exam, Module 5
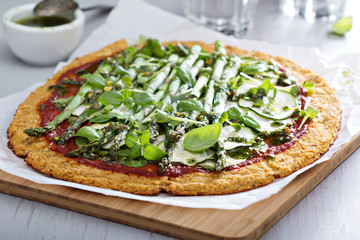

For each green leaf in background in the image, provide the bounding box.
[98,91,122,107]
[75,126,103,142]
[177,99,203,112]
[183,123,222,152]
[331,16,352,36]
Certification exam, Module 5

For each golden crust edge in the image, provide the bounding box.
[7,40,341,196]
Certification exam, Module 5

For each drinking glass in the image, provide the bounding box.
[184,0,258,37]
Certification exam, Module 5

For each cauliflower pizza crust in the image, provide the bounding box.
[8,40,341,196]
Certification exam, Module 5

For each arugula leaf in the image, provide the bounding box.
[75,126,103,142]
[299,106,319,129]
[177,99,203,112]
[183,123,222,152]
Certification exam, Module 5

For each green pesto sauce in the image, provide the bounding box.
[15,16,71,27]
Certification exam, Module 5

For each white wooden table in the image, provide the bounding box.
[1,0,359,239]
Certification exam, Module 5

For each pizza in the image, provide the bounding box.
[7,39,341,196]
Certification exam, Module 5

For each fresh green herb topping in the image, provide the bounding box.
[24,38,319,173]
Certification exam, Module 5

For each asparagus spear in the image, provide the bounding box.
[203,41,227,113]
[53,102,103,145]
[109,127,129,160]
[213,55,241,114]
[66,123,127,158]
[24,83,94,136]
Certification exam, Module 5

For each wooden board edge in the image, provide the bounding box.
[249,132,360,240]
[0,133,359,240]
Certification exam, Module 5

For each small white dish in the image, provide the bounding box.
[2,3,85,66]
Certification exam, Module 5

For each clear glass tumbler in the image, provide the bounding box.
[184,0,258,37]
[279,0,346,22]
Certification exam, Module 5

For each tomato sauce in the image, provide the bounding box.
[39,59,309,178]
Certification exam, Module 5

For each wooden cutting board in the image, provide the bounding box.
[0,133,359,240]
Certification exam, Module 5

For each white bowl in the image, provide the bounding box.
[2,3,85,66]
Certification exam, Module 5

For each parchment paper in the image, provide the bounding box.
[0,0,359,209]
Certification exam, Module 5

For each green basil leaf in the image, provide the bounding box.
[121,76,132,88]
[150,39,167,58]
[177,99,203,112]
[121,159,147,167]
[117,148,131,157]
[122,88,132,99]
[175,67,195,86]
[242,62,268,75]
[155,110,168,123]
[140,130,150,146]
[230,122,242,130]
[98,91,122,107]
[219,112,228,124]
[130,144,141,159]
[115,65,130,76]
[75,126,103,142]
[125,132,138,148]
[226,107,243,120]
[183,123,222,152]
[90,112,118,123]
[132,91,156,106]
[81,73,106,89]
[143,143,166,161]
[241,115,261,130]
[123,97,133,108]
[75,136,89,148]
